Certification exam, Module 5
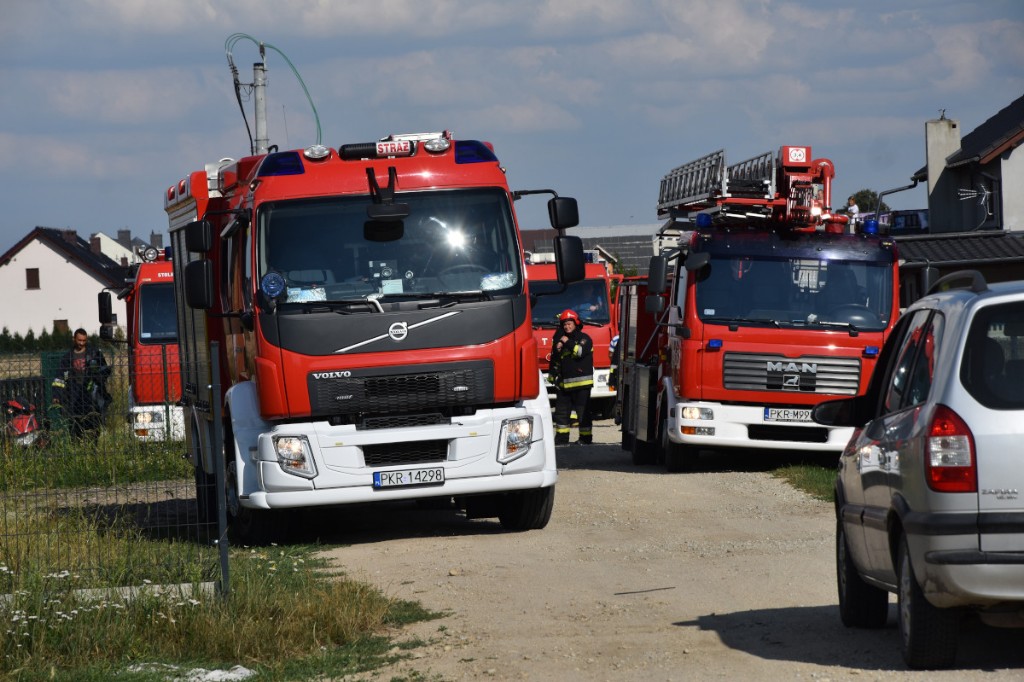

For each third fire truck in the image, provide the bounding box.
[526,251,621,419]
[617,146,901,470]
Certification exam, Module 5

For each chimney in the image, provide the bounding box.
[61,229,78,244]
[117,229,132,248]
[925,114,962,233]
[121,257,128,267]
[149,231,164,249]
[90,236,102,255]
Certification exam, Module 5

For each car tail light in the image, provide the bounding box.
[925,404,977,493]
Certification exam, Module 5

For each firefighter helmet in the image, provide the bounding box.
[558,309,581,324]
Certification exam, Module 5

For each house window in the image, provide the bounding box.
[26,268,40,290]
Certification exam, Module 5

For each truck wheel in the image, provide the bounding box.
[194,463,217,526]
[897,535,958,669]
[836,521,888,628]
[223,429,286,545]
[660,408,695,472]
[630,435,656,465]
[498,486,555,531]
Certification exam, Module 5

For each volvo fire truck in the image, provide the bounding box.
[166,127,584,542]
[617,146,901,470]
[526,251,621,419]
[99,246,183,441]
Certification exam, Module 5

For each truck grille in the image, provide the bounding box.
[307,360,493,417]
[723,352,861,395]
[363,440,448,467]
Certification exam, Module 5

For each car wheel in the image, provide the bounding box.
[836,520,888,627]
[897,535,958,669]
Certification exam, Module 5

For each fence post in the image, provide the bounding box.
[211,342,229,598]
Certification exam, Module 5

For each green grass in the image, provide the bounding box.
[0,541,443,681]
[772,461,837,502]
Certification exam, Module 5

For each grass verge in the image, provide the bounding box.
[0,543,442,681]
[771,460,836,502]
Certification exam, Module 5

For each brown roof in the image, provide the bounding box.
[0,227,130,287]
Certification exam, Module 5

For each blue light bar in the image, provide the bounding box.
[862,219,879,234]
[455,140,498,164]
[696,213,713,228]
[707,338,723,350]
[863,345,880,358]
[257,151,305,177]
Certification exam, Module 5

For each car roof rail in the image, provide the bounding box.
[926,269,989,295]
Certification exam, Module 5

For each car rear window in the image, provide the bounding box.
[960,301,1024,409]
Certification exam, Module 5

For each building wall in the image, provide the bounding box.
[0,239,126,337]
[1003,146,1023,231]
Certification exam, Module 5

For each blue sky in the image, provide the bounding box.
[1,1,1022,253]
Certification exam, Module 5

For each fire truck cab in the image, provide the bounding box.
[167,131,584,542]
[526,251,621,419]
[99,246,183,441]
[618,146,901,470]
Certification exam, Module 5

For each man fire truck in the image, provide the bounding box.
[526,251,621,419]
[99,246,183,441]
[165,127,584,542]
[617,146,901,470]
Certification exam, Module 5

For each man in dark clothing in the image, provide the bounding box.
[51,328,112,441]
[550,309,594,446]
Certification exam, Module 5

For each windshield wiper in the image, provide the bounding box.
[809,319,860,334]
[703,316,781,328]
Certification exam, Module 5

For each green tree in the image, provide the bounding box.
[850,189,891,216]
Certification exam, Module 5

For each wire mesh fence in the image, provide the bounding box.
[0,348,220,595]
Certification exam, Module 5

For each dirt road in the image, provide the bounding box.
[318,422,1023,681]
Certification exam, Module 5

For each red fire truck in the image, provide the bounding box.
[165,129,584,542]
[526,252,621,418]
[617,146,901,470]
[99,246,183,441]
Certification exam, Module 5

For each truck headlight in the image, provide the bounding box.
[273,435,317,478]
[682,407,713,420]
[498,417,534,464]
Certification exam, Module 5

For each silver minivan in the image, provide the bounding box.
[814,270,1024,669]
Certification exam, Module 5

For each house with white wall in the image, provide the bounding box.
[0,227,129,337]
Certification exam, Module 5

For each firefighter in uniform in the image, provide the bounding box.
[550,309,594,445]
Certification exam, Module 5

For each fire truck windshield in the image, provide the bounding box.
[695,256,893,331]
[138,282,177,343]
[530,279,611,326]
[257,188,520,303]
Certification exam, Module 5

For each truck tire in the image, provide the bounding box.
[660,407,695,472]
[897,535,958,669]
[224,423,286,545]
[194,462,217,527]
[836,521,888,628]
[498,486,555,531]
[630,435,657,465]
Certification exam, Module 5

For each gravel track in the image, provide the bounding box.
[317,421,1023,681]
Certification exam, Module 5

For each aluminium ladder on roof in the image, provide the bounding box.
[657,149,777,215]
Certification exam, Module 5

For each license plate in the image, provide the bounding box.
[764,407,812,423]
[373,467,445,488]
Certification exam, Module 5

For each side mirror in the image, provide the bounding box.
[185,220,213,254]
[684,252,710,272]
[548,197,579,229]
[647,255,669,294]
[99,324,114,341]
[98,291,113,325]
[184,259,213,310]
[811,397,866,427]
[554,235,585,284]
[645,295,665,314]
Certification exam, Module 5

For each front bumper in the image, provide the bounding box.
[666,401,853,453]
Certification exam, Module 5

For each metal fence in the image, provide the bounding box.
[0,348,221,595]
